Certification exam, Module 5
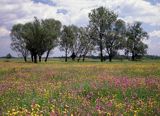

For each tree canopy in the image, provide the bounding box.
[88,7,118,62]
[10,7,149,63]
[125,22,148,61]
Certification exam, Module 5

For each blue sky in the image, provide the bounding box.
[0,0,160,57]
[148,0,160,5]
[32,0,56,6]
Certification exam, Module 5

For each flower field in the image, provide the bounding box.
[0,60,160,115]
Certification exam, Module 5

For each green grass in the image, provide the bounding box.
[0,59,160,115]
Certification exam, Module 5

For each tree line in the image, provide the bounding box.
[10,7,148,63]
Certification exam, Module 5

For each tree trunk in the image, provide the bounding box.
[65,49,67,62]
[39,55,41,62]
[23,56,27,62]
[31,53,33,62]
[126,53,129,61]
[109,54,112,62]
[100,44,103,62]
[33,54,37,63]
[132,54,135,61]
[77,55,81,62]
[132,51,135,61]
[99,34,103,62]
[45,50,50,62]
[82,55,85,62]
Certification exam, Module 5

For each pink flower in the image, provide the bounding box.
[106,101,112,107]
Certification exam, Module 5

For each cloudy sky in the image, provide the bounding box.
[0,0,160,57]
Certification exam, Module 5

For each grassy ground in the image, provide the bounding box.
[0,59,160,115]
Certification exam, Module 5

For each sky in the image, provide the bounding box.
[0,0,160,57]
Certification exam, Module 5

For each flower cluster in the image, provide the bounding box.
[0,61,160,115]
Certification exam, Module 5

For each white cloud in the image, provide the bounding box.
[1,0,160,28]
[107,0,160,25]
[0,0,160,56]
[0,27,10,37]
[149,30,160,38]
[147,37,160,55]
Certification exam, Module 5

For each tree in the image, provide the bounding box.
[59,25,75,62]
[19,17,61,63]
[89,7,117,62]
[61,26,95,62]
[76,27,95,62]
[104,19,126,62]
[22,19,41,63]
[126,22,148,61]
[10,24,29,62]
[69,25,80,57]
[42,19,61,62]
[11,17,61,63]
[5,53,12,59]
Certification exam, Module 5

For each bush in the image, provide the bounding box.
[5,53,12,59]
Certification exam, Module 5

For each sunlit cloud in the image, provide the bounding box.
[0,0,160,56]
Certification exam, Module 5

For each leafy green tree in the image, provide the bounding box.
[69,25,80,56]
[59,25,75,62]
[89,7,117,62]
[33,17,46,62]
[104,19,126,62]
[10,24,29,62]
[76,27,95,62]
[5,53,12,59]
[18,17,61,63]
[126,22,148,61]
[61,26,95,62]
[22,18,42,63]
[42,19,61,62]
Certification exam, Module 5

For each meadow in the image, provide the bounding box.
[0,59,160,116]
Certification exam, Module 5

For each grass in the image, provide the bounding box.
[0,59,160,115]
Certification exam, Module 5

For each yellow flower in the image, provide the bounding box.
[63,110,67,114]
[134,110,138,116]
[65,104,69,108]
[35,104,40,108]
[107,112,111,116]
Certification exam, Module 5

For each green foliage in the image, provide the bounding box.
[5,53,12,59]
[59,25,75,53]
[42,18,61,51]
[10,24,29,61]
[10,7,149,63]
[104,19,126,62]
[75,27,95,61]
[59,25,75,62]
[89,7,118,35]
[11,17,61,63]
[88,7,126,62]
[126,22,148,61]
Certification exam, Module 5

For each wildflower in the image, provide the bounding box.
[96,105,103,111]
[65,104,69,108]
[107,112,111,116]
[106,101,112,107]
[134,110,138,116]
